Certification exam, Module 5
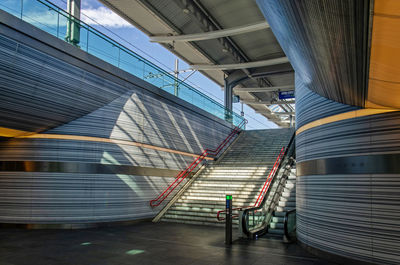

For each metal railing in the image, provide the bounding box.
[0,0,244,127]
[215,147,285,222]
[253,146,285,207]
[150,119,247,207]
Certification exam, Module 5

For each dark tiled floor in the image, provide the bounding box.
[0,221,336,265]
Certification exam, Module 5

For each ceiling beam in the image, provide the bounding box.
[256,110,295,115]
[241,99,295,105]
[272,111,295,115]
[234,85,294,93]
[190,57,289,71]
[150,21,269,43]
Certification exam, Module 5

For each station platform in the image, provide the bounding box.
[0,221,336,265]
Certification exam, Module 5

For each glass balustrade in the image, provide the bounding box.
[0,0,244,126]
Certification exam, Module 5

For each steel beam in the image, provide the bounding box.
[241,99,295,105]
[256,111,295,115]
[150,21,269,42]
[190,57,289,71]
[272,112,295,115]
[234,85,294,93]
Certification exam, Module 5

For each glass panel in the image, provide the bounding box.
[0,0,22,18]
[0,0,245,127]
[87,31,119,67]
[57,12,68,41]
[22,0,59,36]
[119,50,144,79]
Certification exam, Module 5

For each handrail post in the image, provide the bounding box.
[225,194,232,245]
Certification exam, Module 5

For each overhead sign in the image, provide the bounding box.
[279,90,295,100]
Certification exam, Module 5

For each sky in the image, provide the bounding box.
[34,0,278,129]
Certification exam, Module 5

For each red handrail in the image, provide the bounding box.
[216,207,247,221]
[253,146,285,207]
[150,119,247,207]
[215,146,286,221]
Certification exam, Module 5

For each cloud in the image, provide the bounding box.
[81,7,133,28]
[24,12,60,28]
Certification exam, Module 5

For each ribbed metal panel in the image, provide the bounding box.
[296,93,400,264]
[0,172,175,223]
[0,34,125,132]
[256,0,369,107]
[0,23,233,224]
[296,111,400,162]
[297,174,400,264]
[295,75,359,129]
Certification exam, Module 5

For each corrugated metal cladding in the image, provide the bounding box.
[296,111,400,163]
[0,34,125,132]
[296,94,400,263]
[295,74,359,129]
[297,173,400,264]
[257,1,400,263]
[0,25,233,223]
[256,0,369,107]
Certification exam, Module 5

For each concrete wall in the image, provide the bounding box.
[0,11,234,224]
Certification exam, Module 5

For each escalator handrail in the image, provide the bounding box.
[241,132,296,236]
[253,146,285,207]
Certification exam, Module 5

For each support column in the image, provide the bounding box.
[224,78,233,123]
[174,59,179,97]
[66,0,81,45]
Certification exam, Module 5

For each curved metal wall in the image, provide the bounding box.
[0,17,233,224]
[256,0,370,107]
[295,84,400,264]
[295,75,359,128]
[257,1,400,263]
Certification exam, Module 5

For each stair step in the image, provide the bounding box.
[159,129,296,229]
[275,206,295,212]
[269,222,284,229]
[278,201,295,207]
[268,228,284,235]
[271,217,284,223]
[172,202,253,208]
[178,196,258,203]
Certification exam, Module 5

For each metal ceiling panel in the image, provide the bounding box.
[257,0,370,107]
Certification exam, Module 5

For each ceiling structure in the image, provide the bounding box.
[99,0,295,127]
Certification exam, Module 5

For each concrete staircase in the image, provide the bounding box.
[267,166,296,237]
[159,128,294,226]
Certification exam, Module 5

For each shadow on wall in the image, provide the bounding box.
[0,86,232,222]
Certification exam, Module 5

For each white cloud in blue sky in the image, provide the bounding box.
[81,6,133,28]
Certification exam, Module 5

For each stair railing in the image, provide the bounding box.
[150,119,247,207]
[240,133,296,238]
[216,139,290,221]
[253,146,285,207]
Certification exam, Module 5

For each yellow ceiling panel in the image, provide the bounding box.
[367,0,400,109]
[374,0,400,16]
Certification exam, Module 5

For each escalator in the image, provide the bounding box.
[240,134,296,242]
